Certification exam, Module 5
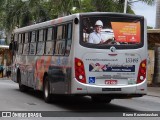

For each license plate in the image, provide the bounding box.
[105,80,117,85]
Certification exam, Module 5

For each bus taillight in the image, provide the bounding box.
[75,58,86,83]
[137,59,146,84]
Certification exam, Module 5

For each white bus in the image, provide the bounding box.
[10,12,147,103]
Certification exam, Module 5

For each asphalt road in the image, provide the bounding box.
[0,79,160,120]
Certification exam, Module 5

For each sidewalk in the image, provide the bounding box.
[147,87,160,98]
[0,77,11,80]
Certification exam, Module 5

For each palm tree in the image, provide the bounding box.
[113,0,155,13]
[47,0,81,17]
[0,0,50,44]
[90,0,155,13]
[1,0,50,30]
[0,0,156,43]
[140,0,155,5]
[1,0,156,31]
[91,0,118,12]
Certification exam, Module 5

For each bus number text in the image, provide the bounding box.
[126,58,138,63]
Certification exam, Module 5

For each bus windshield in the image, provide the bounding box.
[81,15,144,49]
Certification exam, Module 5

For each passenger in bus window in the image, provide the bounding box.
[88,20,105,44]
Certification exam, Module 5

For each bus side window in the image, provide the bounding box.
[18,34,23,54]
[25,33,28,43]
[45,27,55,55]
[29,31,37,55]
[37,42,45,55]
[55,41,65,55]
[22,33,25,44]
[55,25,66,55]
[14,34,18,42]
[28,32,31,43]
[65,23,72,56]
[18,44,23,54]
[63,25,66,39]
[57,25,63,40]
[23,32,29,55]
[18,34,22,43]
[31,31,36,42]
[12,34,22,54]
[37,29,45,55]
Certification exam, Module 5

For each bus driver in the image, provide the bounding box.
[88,20,105,44]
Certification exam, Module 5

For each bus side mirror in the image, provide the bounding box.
[74,18,79,24]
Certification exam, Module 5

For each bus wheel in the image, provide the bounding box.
[43,77,52,103]
[18,74,27,92]
[91,96,112,103]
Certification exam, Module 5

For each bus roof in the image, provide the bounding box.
[13,13,79,33]
[13,12,144,33]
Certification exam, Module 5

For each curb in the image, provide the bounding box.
[147,87,160,98]
[147,94,160,98]
[0,77,11,80]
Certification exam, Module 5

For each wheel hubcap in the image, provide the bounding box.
[45,83,48,98]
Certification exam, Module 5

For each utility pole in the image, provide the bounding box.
[124,0,128,13]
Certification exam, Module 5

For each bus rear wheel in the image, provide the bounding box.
[91,96,112,103]
[43,76,52,103]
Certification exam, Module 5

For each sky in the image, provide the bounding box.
[132,1,156,28]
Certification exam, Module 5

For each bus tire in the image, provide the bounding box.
[91,96,112,103]
[43,76,52,103]
[18,73,27,92]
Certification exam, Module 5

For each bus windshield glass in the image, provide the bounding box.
[81,15,144,49]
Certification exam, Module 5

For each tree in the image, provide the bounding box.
[0,0,50,31]
[0,0,156,31]
[73,0,135,13]
[46,0,81,17]
[0,0,156,38]
[0,0,50,43]
[140,0,155,5]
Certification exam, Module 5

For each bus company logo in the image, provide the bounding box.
[2,112,11,117]
[110,46,116,52]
